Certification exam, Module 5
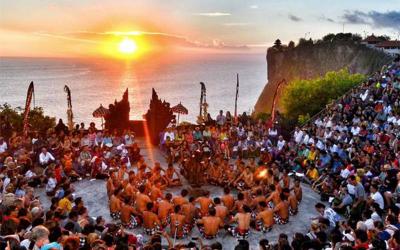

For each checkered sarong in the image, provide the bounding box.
[274,214,288,225]
[110,212,121,220]
[256,221,272,232]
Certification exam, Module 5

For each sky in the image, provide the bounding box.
[0,0,399,57]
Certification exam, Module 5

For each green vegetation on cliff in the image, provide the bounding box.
[0,103,56,134]
[254,33,393,115]
[281,69,365,122]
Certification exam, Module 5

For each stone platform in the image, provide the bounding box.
[36,139,321,249]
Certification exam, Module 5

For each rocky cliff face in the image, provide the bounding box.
[254,40,393,114]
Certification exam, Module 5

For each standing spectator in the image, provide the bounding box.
[216,110,226,126]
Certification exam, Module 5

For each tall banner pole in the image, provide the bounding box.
[271,79,286,124]
[23,82,34,136]
[199,82,204,117]
[234,73,239,120]
[64,85,74,130]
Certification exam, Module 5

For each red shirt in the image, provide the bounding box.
[353,242,369,249]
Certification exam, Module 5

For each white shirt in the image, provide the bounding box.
[302,134,310,145]
[323,130,332,140]
[340,168,351,179]
[350,126,360,136]
[384,105,392,114]
[0,141,7,153]
[216,114,226,125]
[294,130,304,144]
[25,170,36,179]
[309,137,316,146]
[323,207,339,228]
[371,191,384,209]
[20,240,40,250]
[388,115,397,123]
[360,89,369,101]
[46,177,57,192]
[316,140,325,150]
[325,119,333,128]
[268,128,278,137]
[330,144,338,154]
[277,139,286,151]
[314,119,323,127]
[39,152,55,165]
[2,177,10,193]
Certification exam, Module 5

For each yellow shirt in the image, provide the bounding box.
[219,132,227,141]
[58,197,72,212]
[307,168,319,180]
[307,151,317,161]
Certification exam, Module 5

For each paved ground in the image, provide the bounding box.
[36,139,321,249]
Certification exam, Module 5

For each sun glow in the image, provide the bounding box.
[100,32,152,60]
[119,38,137,54]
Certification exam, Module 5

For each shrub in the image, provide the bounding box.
[281,69,366,121]
[0,103,55,135]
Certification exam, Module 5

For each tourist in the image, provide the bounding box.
[215,110,226,126]
[38,147,55,167]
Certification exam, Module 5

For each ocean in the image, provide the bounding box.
[0,52,267,126]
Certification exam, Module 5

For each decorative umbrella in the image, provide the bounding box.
[93,104,110,129]
[171,102,188,124]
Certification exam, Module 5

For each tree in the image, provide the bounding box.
[297,38,313,47]
[0,103,56,136]
[322,33,336,42]
[273,39,282,48]
[281,69,366,122]
[377,35,390,41]
[288,41,295,49]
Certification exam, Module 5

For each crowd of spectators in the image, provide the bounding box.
[1,56,400,249]
[155,56,400,249]
[0,123,147,250]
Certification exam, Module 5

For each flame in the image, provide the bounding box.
[257,169,268,179]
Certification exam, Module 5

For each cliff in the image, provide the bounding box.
[254,37,393,114]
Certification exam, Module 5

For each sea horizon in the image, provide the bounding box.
[0,52,267,126]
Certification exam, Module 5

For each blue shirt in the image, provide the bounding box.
[320,154,331,167]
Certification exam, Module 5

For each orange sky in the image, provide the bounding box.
[1,0,398,58]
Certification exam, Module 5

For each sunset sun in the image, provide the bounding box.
[118,38,137,54]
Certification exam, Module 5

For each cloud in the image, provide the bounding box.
[342,11,368,24]
[288,14,302,22]
[33,32,99,44]
[34,30,248,50]
[249,5,258,9]
[342,10,400,30]
[193,12,231,17]
[319,15,335,23]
